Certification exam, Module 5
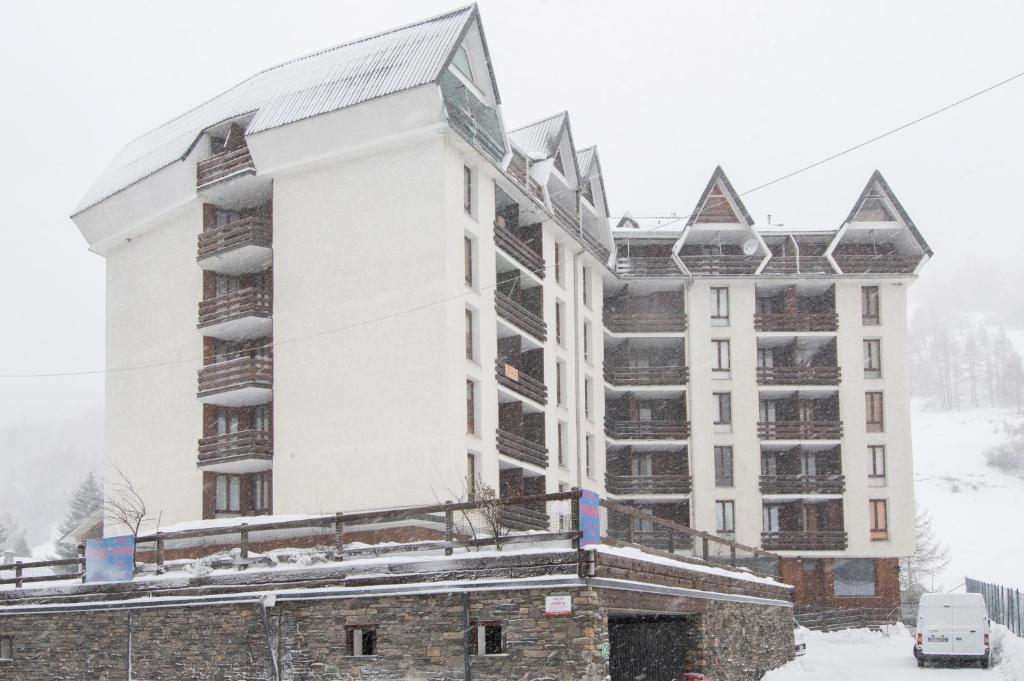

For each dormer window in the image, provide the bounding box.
[452,45,475,83]
[553,151,565,176]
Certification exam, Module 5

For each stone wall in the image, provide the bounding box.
[698,600,794,681]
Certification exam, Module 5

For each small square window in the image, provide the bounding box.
[470,623,503,655]
[346,626,377,656]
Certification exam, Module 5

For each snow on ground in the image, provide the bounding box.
[912,401,1024,590]
[765,624,1021,680]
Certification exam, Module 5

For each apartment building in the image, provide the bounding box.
[70,6,929,612]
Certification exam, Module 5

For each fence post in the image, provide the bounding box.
[239,523,249,570]
[729,545,737,567]
[14,561,22,589]
[78,543,87,583]
[570,490,581,550]
[155,533,165,572]
[334,512,345,561]
[444,502,455,556]
[702,537,710,561]
[668,530,675,554]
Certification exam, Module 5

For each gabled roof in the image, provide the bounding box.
[75,4,487,215]
[686,165,754,227]
[508,112,568,160]
[842,170,932,256]
[576,145,611,216]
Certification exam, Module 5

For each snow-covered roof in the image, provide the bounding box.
[576,146,596,177]
[75,4,484,214]
[508,111,568,159]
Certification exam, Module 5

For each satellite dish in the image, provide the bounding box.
[742,238,759,256]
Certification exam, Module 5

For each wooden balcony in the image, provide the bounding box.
[497,505,549,532]
[761,530,848,551]
[495,360,547,405]
[494,222,545,278]
[605,419,690,441]
[615,256,682,278]
[756,366,841,386]
[506,163,545,203]
[605,474,692,495]
[496,429,548,468]
[197,147,256,189]
[833,254,920,274]
[552,202,610,262]
[197,355,273,407]
[197,217,272,274]
[197,288,272,340]
[680,255,762,275]
[759,474,845,495]
[757,421,843,440]
[761,256,833,275]
[495,292,546,342]
[197,430,273,471]
[754,312,838,332]
[604,364,688,387]
[603,310,687,334]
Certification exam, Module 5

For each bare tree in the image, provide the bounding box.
[901,508,952,605]
[472,479,513,551]
[101,465,151,570]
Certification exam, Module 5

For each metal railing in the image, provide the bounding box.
[615,256,683,278]
[445,101,505,162]
[966,577,1024,636]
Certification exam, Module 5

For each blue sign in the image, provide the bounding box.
[579,489,601,547]
[85,535,136,583]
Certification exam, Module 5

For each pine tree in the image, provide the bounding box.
[55,473,104,559]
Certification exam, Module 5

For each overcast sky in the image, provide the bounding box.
[1,0,1022,431]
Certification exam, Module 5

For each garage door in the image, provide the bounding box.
[608,614,695,681]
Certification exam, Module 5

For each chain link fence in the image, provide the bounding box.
[967,576,1024,636]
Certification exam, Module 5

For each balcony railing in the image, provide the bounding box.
[761,256,833,275]
[495,360,547,405]
[756,366,841,386]
[679,255,762,275]
[198,288,272,330]
[506,163,545,203]
[757,421,843,440]
[552,202,610,262]
[197,216,272,262]
[608,527,694,551]
[197,430,273,467]
[494,222,545,278]
[495,292,546,342]
[445,101,505,162]
[497,505,549,532]
[761,530,848,551]
[754,312,838,332]
[759,474,845,495]
[833,254,920,274]
[615,256,682,278]
[604,365,688,386]
[197,355,273,400]
[603,310,687,334]
[605,419,690,440]
[496,428,548,468]
[605,474,692,495]
[197,147,256,189]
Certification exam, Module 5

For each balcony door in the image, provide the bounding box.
[757,347,774,369]
[762,505,781,533]
[759,401,778,423]
[631,452,654,477]
[798,400,816,423]
[214,208,242,227]
[761,453,778,476]
[254,405,271,433]
[637,400,654,422]
[216,409,239,436]
[215,274,241,297]
[801,452,818,477]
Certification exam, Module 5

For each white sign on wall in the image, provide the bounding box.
[544,594,572,616]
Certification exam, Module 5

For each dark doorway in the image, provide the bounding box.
[608,614,696,681]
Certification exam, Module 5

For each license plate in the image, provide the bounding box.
[927,635,949,643]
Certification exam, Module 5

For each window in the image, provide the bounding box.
[254,405,271,432]
[463,165,473,215]
[868,445,887,481]
[713,393,732,432]
[557,422,568,469]
[583,321,592,363]
[555,301,565,346]
[467,453,477,501]
[215,474,241,515]
[757,347,774,369]
[465,308,476,360]
[556,360,566,406]
[863,339,882,378]
[470,623,503,655]
[865,392,884,432]
[870,500,889,541]
[453,44,474,81]
[714,446,734,487]
[584,378,593,420]
[862,286,880,325]
[253,472,271,515]
[582,266,591,308]
[0,636,10,662]
[466,380,477,434]
[585,435,594,478]
[632,452,653,476]
[711,287,730,326]
[553,150,565,175]
[554,242,563,284]
[214,208,241,227]
[712,339,731,376]
[214,274,240,297]
[216,408,239,436]
[464,236,474,287]
[345,626,377,656]
[833,558,877,597]
[715,500,735,535]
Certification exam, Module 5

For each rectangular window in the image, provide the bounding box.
[582,266,591,308]
[555,301,565,346]
[346,626,377,656]
[554,242,563,284]
[757,347,774,369]
[464,236,474,287]
[715,500,735,534]
[713,393,732,432]
[214,474,241,514]
[465,308,475,360]
[862,286,880,325]
[0,637,10,662]
[583,321,592,363]
[870,500,889,541]
[556,360,565,406]
[868,445,887,480]
[584,378,593,420]
[714,446,734,487]
[466,380,476,434]
[557,422,568,468]
[585,434,594,478]
[469,623,503,656]
[865,392,884,432]
[253,405,271,432]
[463,165,473,215]
[253,472,271,514]
[863,339,882,378]
[712,339,731,376]
[467,453,477,501]
[833,558,877,597]
[711,287,730,326]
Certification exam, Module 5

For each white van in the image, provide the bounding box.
[914,593,991,668]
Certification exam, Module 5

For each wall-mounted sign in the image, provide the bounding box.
[579,489,601,547]
[85,535,135,583]
[544,595,572,616]
[503,363,519,381]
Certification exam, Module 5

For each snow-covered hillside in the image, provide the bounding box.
[913,401,1024,590]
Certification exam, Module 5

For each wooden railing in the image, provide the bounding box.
[198,430,274,467]
[197,355,273,399]
[604,365,688,386]
[605,474,692,495]
[0,557,84,588]
[754,312,838,332]
[497,505,550,532]
[761,256,833,275]
[197,146,255,188]
[615,256,682,278]
[759,474,845,495]
[445,101,505,162]
[603,310,687,334]
[605,419,690,440]
[761,530,848,551]
[833,254,920,274]
[198,288,272,330]
[679,255,762,275]
[197,216,272,261]
[494,222,545,278]
[757,421,843,440]
[494,292,546,341]
[496,428,548,468]
[495,359,547,404]
[551,202,611,263]
[756,366,841,386]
